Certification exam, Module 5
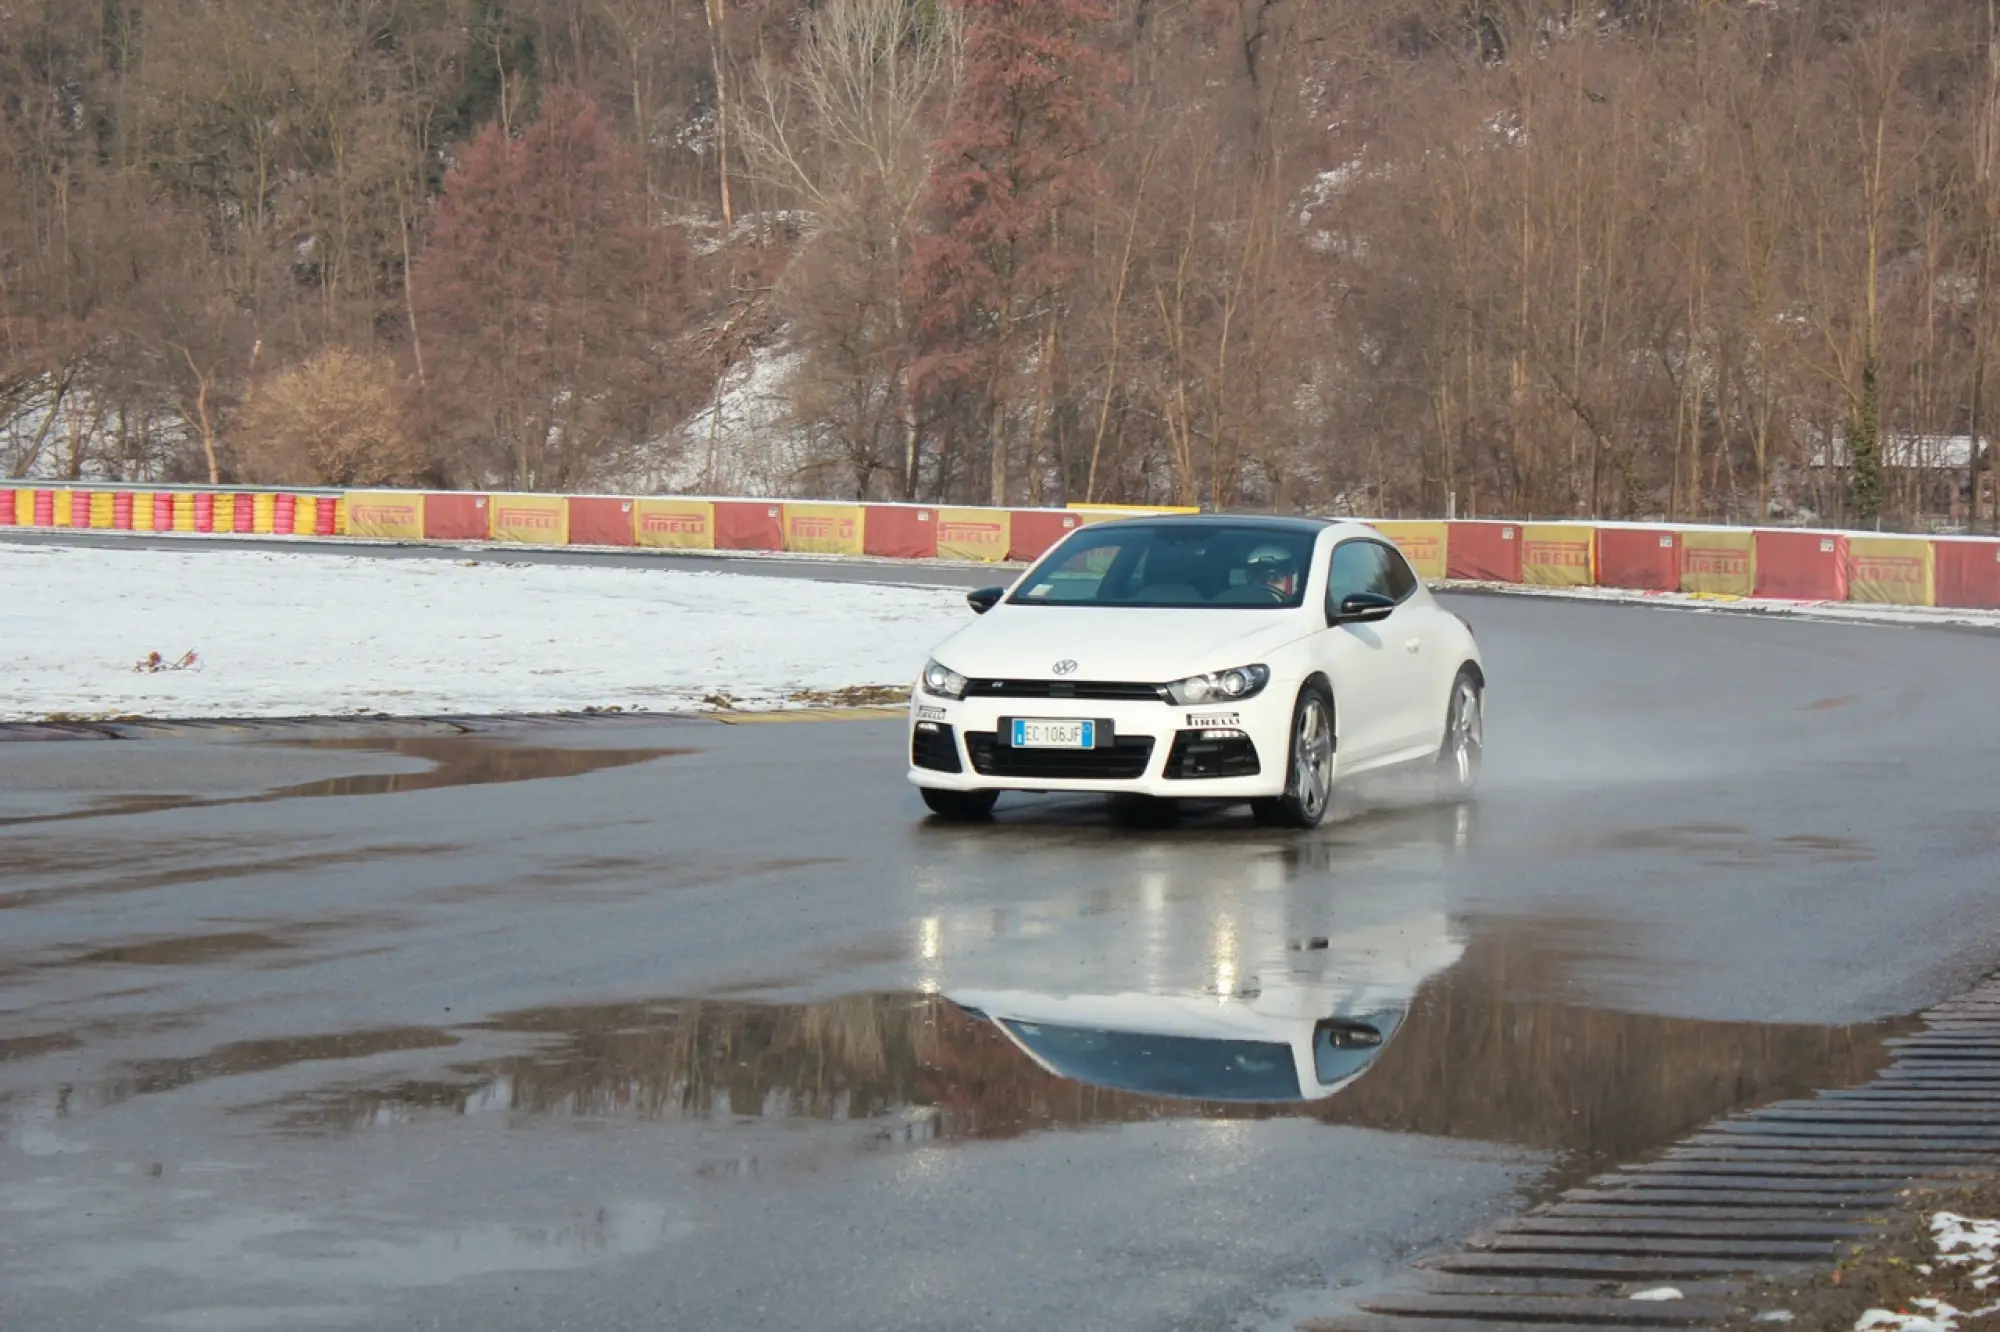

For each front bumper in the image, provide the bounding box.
[906,688,1296,799]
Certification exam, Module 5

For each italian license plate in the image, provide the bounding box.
[1012,718,1094,749]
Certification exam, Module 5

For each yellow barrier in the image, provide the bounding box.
[937,507,1013,563]
[1848,536,1935,607]
[634,498,716,549]
[1680,529,1755,596]
[783,502,865,556]
[345,491,426,540]
[489,493,568,544]
[1522,524,1594,588]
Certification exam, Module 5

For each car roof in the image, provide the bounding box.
[1077,513,1375,539]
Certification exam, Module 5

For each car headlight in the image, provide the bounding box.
[921,659,969,700]
[1165,664,1270,705]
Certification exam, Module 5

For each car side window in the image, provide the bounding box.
[1380,545,1420,601]
[1326,540,1394,617]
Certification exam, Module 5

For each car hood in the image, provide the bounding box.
[930,607,1310,683]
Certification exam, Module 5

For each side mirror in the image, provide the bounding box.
[1333,592,1396,625]
[967,586,1004,615]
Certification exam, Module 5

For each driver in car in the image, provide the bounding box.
[1246,545,1301,599]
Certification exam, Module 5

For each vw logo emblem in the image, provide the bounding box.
[1052,659,1079,676]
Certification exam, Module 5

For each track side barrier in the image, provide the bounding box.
[1522,524,1594,587]
[1755,530,1848,600]
[1937,538,2000,609]
[715,500,782,551]
[1596,526,1680,591]
[1848,535,1936,607]
[10,477,2000,612]
[634,498,715,549]
[783,502,865,556]
[863,505,937,560]
[937,508,1010,563]
[424,493,487,541]
[1446,521,1521,582]
[568,496,634,547]
[1681,530,1755,596]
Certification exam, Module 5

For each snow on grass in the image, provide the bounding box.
[1854,1214,2000,1332]
[0,543,968,721]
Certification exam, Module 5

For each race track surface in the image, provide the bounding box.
[2,593,1998,1331]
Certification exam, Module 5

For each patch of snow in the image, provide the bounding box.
[1852,1214,2000,1331]
[0,543,966,721]
[1629,1287,1683,1301]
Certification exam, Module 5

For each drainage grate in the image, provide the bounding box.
[1305,981,2000,1331]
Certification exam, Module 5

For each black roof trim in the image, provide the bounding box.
[1075,513,1335,534]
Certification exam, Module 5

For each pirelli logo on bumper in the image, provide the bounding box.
[352,503,417,527]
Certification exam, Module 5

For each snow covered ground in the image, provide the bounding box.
[1,540,1995,724]
[0,543,967,721]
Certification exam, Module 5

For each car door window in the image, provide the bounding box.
[1326,540,1397,618]
[1380,545,1420,602]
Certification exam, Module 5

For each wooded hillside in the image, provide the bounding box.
[1,0,1993,528]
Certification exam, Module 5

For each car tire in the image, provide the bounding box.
[1251,684,1336,830]
[920,788,999,822]
[1433,668,1483,802]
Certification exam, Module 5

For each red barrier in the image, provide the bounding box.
[274,493,297,534]
[314,496,337,536]
[229,493,253,533]
[0,490,12,525]
[1938,539,2000,610]
[864,505,937,559]
[32,490,52,525]
[424,493,487,541]
[1595,527,1679,591]
[1445,521,1522,582]
[70,490,92,528]
[153,493,175,531]
[715,500,783,551]
[569,496,635,547]
[1754,530,1848,600]
[192,492,214,532]
[112,492,133,530]
[1008,510,1085,563]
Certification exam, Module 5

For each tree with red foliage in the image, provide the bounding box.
[414,85,698,489]
[908,0,1121,504]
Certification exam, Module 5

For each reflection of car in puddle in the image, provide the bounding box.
[947,900,1466,1104]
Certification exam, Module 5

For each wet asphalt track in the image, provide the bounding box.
[2,567,2000,1331]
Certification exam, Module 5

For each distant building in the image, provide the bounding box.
[1807,430,1993,528]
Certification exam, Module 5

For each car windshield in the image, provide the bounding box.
[999,1019,1303,1101]
[1008,524,1317,609]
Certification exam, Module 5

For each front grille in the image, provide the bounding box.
[911,722,962,773]
[965,732,1156,781]
[1164,730,1262,780]
[962,679,1167,702]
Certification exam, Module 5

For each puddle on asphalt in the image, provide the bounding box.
[155,922,1907,1197]
[0,738,686,828]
